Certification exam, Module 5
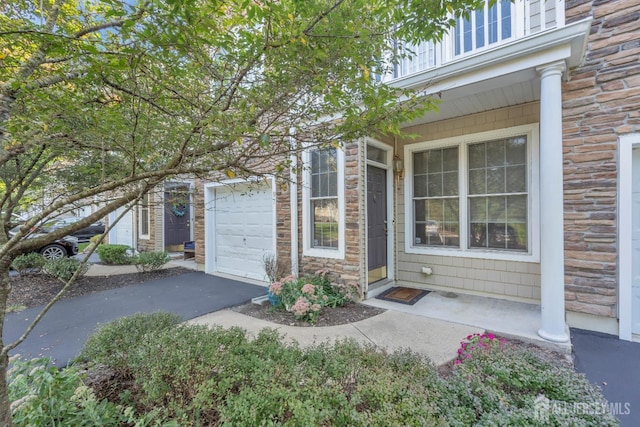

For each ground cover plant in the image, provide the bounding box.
[9,313,615,426]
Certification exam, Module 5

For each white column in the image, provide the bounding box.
[537,62,570,343]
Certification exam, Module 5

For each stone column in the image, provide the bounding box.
[537,62,570,342]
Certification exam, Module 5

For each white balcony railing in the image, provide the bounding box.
[389,0,565,81]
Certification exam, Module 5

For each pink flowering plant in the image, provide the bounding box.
[267,270,356,323]
[454,333,507,366]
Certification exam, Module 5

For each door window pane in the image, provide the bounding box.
[367,145,386,164]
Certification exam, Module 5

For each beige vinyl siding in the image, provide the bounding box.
[529,0,557,33]
[395,103,541,303]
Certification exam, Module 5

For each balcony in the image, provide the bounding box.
[387,0,566,82]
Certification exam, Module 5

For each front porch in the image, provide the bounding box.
[363,286,572,353]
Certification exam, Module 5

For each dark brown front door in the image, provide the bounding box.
[164,186,191,247]
[367,166,387,284]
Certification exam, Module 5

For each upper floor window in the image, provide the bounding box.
[397,40,436,77]
[455,0,513,56]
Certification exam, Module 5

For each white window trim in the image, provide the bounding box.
[302,146,346,260]
[139,193,150,240]
[404,123,540,262]
[618,133,640,341]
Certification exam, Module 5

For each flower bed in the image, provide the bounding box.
[267,270,356,323]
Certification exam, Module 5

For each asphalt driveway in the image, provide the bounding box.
[572,328,640,426]
[3,271,265,366]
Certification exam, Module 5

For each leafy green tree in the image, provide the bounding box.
[0,0,483,423]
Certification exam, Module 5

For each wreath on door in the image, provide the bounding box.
[171,204,187,217]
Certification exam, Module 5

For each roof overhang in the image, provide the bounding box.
[394,18,593,125]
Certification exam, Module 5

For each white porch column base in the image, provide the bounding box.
[537,61,569,343]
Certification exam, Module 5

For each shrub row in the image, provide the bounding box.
[11,254,89,282]
[11,247,170,281]
[96,244,170,272]
[33,313,615,427]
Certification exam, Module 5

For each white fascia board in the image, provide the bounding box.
[392,18,593,93]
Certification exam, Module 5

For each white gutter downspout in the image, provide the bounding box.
[289,130,299,276]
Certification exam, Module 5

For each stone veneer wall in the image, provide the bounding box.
[295,141,365,294]
[193,179,205,265]
[563,0,640,318]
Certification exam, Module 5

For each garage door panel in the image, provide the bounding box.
[213,183,274,281]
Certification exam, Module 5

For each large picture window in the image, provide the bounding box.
[310,148,338,250]
[408,126,536,260]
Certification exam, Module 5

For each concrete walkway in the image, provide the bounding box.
[190,309,484,366]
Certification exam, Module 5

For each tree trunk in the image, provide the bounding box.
[0,91,16,153]
[0,261,13,426]
[0,350,11,427]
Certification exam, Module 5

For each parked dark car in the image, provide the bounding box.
[37,235,79,259]
[50,217,105,243]
[9,225,79,260]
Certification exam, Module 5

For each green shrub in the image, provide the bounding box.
[76,322,617,427]
[77,312,182,377]
[8,357,135,426]
[11,253,46,275]
[443,345,618,426]
[44,257,90,282]
[268,270,356,323]
[133,251,171,273]
[124,326,446,426]
[96,244,133,265]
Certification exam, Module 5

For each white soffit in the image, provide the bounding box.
[396,18,592,125]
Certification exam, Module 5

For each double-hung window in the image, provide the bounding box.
[303,147,345,258]
[454,0,513,56]
[406,125,538,261]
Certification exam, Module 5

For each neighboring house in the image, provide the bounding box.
[108,181,195,253]
[192,0,639,342]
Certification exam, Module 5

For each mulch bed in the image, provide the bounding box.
[8,267,193,310]
[232,301,386,327]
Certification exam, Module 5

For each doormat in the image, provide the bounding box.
[376,287,430,305]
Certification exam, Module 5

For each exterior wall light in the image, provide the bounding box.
[393,155,404,178]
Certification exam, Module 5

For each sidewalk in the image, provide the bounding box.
[190,309,484,366]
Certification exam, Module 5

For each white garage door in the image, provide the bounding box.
[632,148,640,335]
[213,183,274,281]
[108,207,134,248]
